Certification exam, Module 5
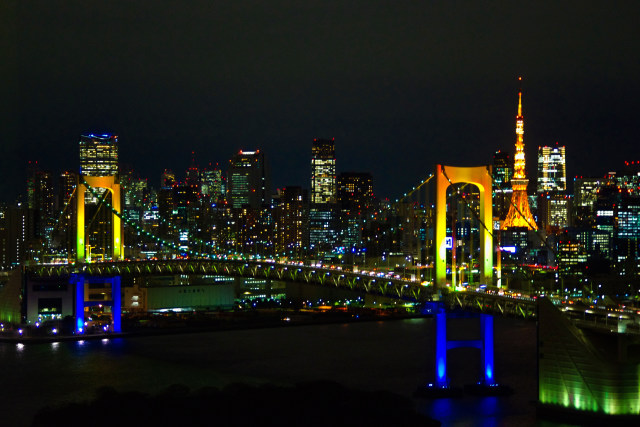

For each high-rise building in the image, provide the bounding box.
[502,78,537,230]
[310,139,338,249]
[337,172,374,212]
[574,177,607,211]
[201,164,224,201]
[537,145,566,193]
[538,192,571,229]
[161,169,176,189]
[492,150,512,190]
[614,161,640,196]
[275,186,309,255]
[1,203,37,267]
[185,151,200,200]
[595,185,640,264]
[79,134,118,176]
[227,150,271,209]
[492,150,513,219]
[56,171,78,259]
[573,176,610,227]
[337,172,373,247]
[311,139,336,204]
[26,162,55,241]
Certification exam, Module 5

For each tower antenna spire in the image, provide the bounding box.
[517,76,523,117]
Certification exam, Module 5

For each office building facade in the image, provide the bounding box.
[537,145,566,193]
[227,150,271,209]
[310,139,338,250]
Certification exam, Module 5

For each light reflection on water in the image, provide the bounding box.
[0,317,563,427]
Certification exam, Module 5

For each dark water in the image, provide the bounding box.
[0,317,574,426]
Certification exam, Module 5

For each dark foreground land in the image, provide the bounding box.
[32,381,440,427]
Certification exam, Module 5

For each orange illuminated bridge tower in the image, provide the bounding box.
[502,78,537,230]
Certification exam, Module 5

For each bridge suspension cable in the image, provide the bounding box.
[48,185,78,240]
[120,183,220,254]
[395,174,434,203]
[81,179,216,259]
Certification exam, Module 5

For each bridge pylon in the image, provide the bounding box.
[76,175,124,262]
[434,165,493,291]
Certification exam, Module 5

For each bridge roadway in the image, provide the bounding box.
[445,290,538,318]
[25,258,540,315]
[26,259,431,301]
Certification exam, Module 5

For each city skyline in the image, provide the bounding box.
[2,1,640,202]
[3,3,640,424]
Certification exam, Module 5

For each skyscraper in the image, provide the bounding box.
[201,164,224,202]
[26,161,54,241]
[502,78,537,230]
[161,169,176,188]
[1,203,36,267]
[337,172,373,247]
[537,145,566,193]
[492,150,513,219]
[185,151,200,200]
[79,134,119,176]
[57,170,77,259]
[310,139,338,249]
[538,193,571,229]
[275,186,309,256]
[311,139,336,204]
[227,150,271,209]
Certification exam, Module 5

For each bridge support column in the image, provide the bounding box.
[431,309,497,388]
[111,276,122,333]
[69,273,122,334]
[72,273,85,334]
[435,309,448,387]
[481,313,495,385]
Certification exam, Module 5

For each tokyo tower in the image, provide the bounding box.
[502,77,537,230]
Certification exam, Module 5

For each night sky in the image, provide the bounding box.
[2,1,639,202]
